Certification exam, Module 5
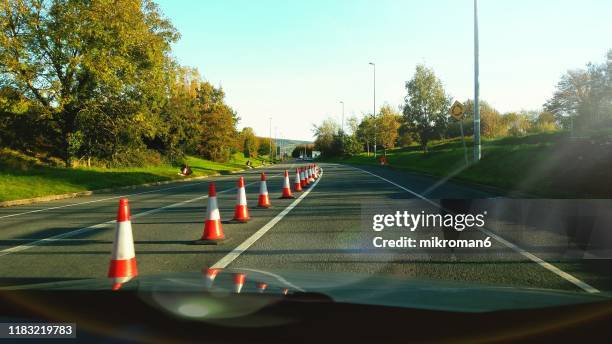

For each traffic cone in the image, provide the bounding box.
[301,167,309,188]
[196,183,225,244]
[256,282,268,293]
[308,165,315,183]
[233,176,250,222]
[280,170,294,199]
[293,168,302,192]
[257,173,271,208]
[108,198,138,291]
[203,267,220,288]
[282,288,289,295]
[233,273,246,293]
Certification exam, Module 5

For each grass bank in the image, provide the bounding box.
[0,151,269,202]
[326,131,612,198]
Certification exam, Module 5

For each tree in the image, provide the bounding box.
[257,137,276,157]
[312,118,339,157]
[291,144,314,158]
[402,65,451,152]
[544,50,612,132]
[239,127,258,158]
[355,115,376,155]
[375,105,401,155]
[194,83,238,162]
[0,0,179,166]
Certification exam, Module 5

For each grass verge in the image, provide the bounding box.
[0,152,269,202]
[325,131,612,198]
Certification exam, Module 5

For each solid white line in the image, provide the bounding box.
[211,170,322,270]
[0,180,261,257]
[349,165,600,294]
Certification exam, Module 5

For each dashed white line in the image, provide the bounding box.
[0,180,261,257]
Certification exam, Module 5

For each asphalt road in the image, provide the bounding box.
[0,161,608,293]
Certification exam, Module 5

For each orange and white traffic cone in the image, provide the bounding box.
[280,170,294,199]
[197,183,225,244]
[299,168,306,188]
[203,267,220,288]
[108,198,138,291]
[233,176,250,222]
[257,172,271,208]
[293,168,302,192]
[233,273,246,293]
[302,167,310,188]
[256,282,268,293]
[308,165,315,183]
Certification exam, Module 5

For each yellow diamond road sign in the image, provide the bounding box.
[450,101,465,120]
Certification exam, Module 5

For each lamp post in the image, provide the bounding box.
[369,62,376,158]
[269,117,272,163]
[473,0,481,162]
[339,101,345,134]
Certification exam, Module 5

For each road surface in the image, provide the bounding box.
[0,161,608,293]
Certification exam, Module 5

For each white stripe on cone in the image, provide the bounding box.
[237,185,247,205]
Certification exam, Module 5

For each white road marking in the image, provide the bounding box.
[349,165,600,294]
[0,179,215,220]
[211,170,322,270]
[0,168,278,220]
[0,180,264,257]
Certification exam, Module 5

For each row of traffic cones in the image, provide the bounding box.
[200,165,320,244]
[108,165,320,290]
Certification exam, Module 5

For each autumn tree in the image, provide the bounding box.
[240,127,258,158]
[0,0,178,166]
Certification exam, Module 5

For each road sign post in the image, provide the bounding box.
[450,101,469,166]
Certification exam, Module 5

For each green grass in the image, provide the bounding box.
[0,152,269,202]
[328,131,612,198]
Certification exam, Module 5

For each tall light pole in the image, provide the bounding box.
[269,117,272,163]
[369,62,376,158]
[473,0,481,162]
[274,126,278,160]
[339,101,345,134]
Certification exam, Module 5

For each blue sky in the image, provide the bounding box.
[155,0,612,141]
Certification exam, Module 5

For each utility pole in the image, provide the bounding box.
[269,117,272,163]
[274,127,278,160]
[339,101,345,134]
[473,0,481,162]
[369,62,376,158]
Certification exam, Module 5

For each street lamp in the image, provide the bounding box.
[473,0,481,162]
[369,62,376,158]
[269,117,272,163]
[339,101,345,134]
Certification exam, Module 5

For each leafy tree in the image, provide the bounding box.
[355,115,376,155]
[312,118,339,157]
[402,65,451,152]
[544,50,612,131]
[240,127,258,158]
[194,83,238,162]
[257,137,276,157]
[375,104,401,155]
[0,0,179,166]
[291,144,314,158]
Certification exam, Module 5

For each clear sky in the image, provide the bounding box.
[155,0,612,141]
